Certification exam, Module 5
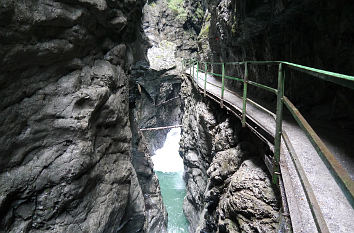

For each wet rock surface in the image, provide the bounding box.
[198,0,354,122]
[129,61,182,153]
[129,109,168,233]
[179,75,280,233]
[0,0,167,232]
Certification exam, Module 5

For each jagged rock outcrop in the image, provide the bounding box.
[130,109,168,233]
[0,0,167,232]
[129,61,182,153]
[179,75,280,232]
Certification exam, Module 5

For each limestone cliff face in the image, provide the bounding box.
[179,76,280,233]
[198,0,354,121]
[129,62,182,152]
[0,0,167,232]
[143,0,205,58]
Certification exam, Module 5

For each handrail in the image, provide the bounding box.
[182,58,354,233]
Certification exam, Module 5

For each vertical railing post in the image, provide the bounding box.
[204,63,207,97]
[242,62,248,127]
[220,63,225,108]
[273,63,285,185]
[196,61,199,83]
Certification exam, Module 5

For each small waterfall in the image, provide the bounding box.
[152,128,189,233]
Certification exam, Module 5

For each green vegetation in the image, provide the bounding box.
[231,15,237,35]
[199,23,210,39]
[191,3,204,22]
[198,11,211,41]
[195,7,204,21]
[167,0,187,20]
[149,2,156,7]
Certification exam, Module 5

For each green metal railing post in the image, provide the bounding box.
[197,61,199,83]
[204,63,207,97]
[242,62,248,127]
[273,63,285,185]
[221,63,225,108]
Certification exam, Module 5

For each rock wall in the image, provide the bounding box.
[0,0,167,232]
[129,61,182,152]
[133,0,200,153]
[198,0,354,121]
[143,0,205,58]
[179,75,280,233]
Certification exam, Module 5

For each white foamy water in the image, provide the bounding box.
[152,128,184,173]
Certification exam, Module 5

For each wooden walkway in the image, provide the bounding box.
[185,67,353,233]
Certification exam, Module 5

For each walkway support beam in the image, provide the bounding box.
[273,63,285,185]
[242,62,248,127]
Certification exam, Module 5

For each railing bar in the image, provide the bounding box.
[248,80,278,94]
[282,62,354,82]
[283,96,354,205]
[208,72,223,77]
[201,79,223,89]
[282,131,330,233]
[186,59,354,83]
[203,79,276,119]
[225,75,243,82]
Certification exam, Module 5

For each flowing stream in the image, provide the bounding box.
[152,128,189,233]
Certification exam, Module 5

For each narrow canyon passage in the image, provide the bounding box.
[0,0,353,233]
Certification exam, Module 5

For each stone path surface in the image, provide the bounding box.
[186,67,354,233]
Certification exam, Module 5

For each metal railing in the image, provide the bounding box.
[182,58,354,233]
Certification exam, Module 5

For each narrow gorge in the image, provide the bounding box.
[0,0,353,233]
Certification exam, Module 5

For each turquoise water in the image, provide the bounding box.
[156,171,189,233]
[152,128,189,233]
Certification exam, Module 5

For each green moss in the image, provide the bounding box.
[196,7,204,20]
[199,22,210,39]
[167,0,187,20]
[231,15,237,35]
[231,23,237,34]
[149,2,156,7]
